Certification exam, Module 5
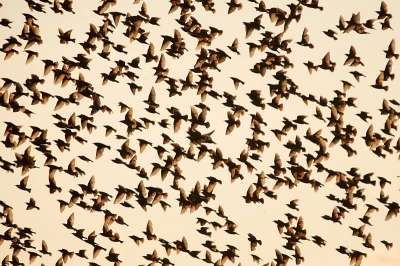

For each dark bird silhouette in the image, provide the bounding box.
[384,39,398,59]
[227,0,242,14]
[244,15,264,39]
[26,198,39,210]
[297,27,314,48]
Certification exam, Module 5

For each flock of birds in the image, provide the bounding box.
[0,0,399,265]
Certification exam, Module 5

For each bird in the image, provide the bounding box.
[143,220,157,240]
[93,142,111,159]
[322,207,342,224]
[63,213,75,230]
[297,27,314,48]
[24,50,39,64]
[144,87,160,114]
[228,38,240,55]
[0,18,12,28]
[58,28,75,44]
[227,0,242,14]
[376,1,392,19]
[106,248,122,264]
[26,198,39,210]
[248,233,262,251]
[350,70,365,82]
[143,43,159,63]
[16,176,31,193]
[244,15,265,38]
[381,240,393,250]
[384,39,398,59]
[323,29,337,40]
[230,77,244,89]
[371,71,389,91]
[312,235,326,247]
[287,199,299,211]
[344,46,364,66]
[363,233,375,251]
[319,52,336,72]
[304,61,318,74]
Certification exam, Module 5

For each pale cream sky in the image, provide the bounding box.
[0,0,399,266]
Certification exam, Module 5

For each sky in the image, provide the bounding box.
[0,0,399,265]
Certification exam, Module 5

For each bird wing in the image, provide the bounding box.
[148,87,156,103]
[68,212,74,227]
[191,106,199,120]
[147,220,153,234]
